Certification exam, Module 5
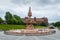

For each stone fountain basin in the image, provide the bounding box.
[4,29,56,36]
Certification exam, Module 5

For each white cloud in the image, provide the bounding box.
[0,0,60,23]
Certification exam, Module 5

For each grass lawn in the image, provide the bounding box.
[0,25,26,31]
[34,26,47,29]
[0,24,47,31]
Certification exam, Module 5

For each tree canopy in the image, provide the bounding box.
[0,17,3,24]
[40,22,46,26]
[5,11,24,25]
[55,22,60,27]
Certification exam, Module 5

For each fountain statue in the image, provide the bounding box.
[25,7,34,30]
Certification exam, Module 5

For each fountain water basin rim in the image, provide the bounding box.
[4,28,56,36]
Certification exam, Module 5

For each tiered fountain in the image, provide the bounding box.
[25,7,34,30]
[4,7,56,36]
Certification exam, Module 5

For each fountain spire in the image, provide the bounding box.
[25,7,34,30]
[28,7,32,17]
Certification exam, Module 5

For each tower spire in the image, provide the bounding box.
[28,7,32,17]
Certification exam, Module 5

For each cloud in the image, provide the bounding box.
[11,0,60,6]
[0,0,60,23]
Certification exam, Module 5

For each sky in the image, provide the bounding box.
[0,0,60,23]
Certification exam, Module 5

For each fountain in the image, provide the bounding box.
[4,7,56,36]
[25,7,34,30]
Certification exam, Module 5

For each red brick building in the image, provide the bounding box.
[21,7,48,26]
[22,17,48,26]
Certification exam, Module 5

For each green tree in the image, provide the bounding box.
[55,22,60,27]
[5,12,13,24]
[0,17,3,24]
[40,22,46,26]
[5,11,24,25]
[13,15,24,25]
[50,23,55,26]
[11,18,17,24]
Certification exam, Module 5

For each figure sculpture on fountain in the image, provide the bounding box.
[25,7,34,30]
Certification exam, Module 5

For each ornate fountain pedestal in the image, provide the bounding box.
[25,17,34,30]
[26,23,34,30]
[25,7,34,30]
